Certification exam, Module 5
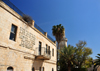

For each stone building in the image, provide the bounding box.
[59,30,67,48]
[0,0,57,71]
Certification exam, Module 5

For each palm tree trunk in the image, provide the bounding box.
[68,62,71,71]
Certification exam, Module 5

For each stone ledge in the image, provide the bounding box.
[24,56,35,60]
[0,44,35,56]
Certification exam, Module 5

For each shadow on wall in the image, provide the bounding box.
[32,60,44,71]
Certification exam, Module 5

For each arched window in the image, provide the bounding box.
[52,68,54,71]
[32,67,35,71]
[7,66,13,71]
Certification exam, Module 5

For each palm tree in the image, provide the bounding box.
[59,45,76,71]
[52,24,64,70]
[93,54,100,71]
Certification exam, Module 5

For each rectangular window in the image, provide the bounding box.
[9,24,17,41]
[52,49,54,56]
[48,46,50,55]
[39,42,41,55]
[46,44,48,53]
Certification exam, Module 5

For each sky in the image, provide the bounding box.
[9,0,100,59]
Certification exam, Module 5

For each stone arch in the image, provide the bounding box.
[7,66,13,71]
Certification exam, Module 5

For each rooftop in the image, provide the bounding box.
[2,0,55,42]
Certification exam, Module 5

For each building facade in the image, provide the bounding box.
[0,0,57,71]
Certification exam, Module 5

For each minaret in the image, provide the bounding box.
[59,30,67,48]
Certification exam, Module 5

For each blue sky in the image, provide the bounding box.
[9,0,100,59]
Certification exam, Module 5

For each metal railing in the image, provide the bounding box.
[35,47,51,59]
[2,0,25,16]
[34,23,45,34]
[47,35,55,42]
[34,23,55,42]
[2,0,55,42]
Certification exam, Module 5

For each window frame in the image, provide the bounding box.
[46,44,48,53]
[52,48,54,56]
[9,24,17,41]
[39,41,42,55]
[48,46,50,55]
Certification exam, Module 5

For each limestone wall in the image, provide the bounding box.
[0,1,57,71]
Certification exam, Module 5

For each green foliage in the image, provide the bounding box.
[59,41,93,71]
[93,54,100,70]
[73,41,92,68]
[59,45,76,61]
[82,57,93,68]
[59,45,76,71]
[52,24,65,70]
[52,24,64,44]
